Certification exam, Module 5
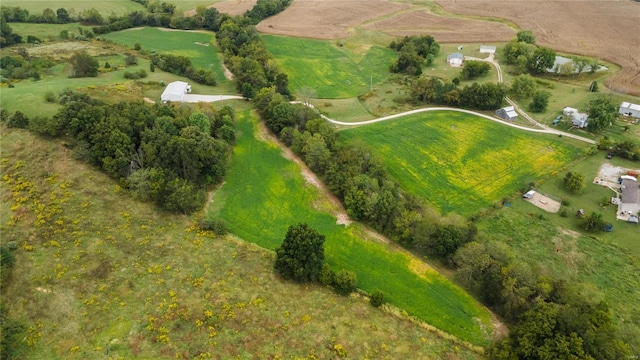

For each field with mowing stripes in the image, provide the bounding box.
[262,35,396,98]
[340,111,584,216]
[208,110,494,346]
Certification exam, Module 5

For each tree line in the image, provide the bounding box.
[389,35,439,75]
[410,76,506,110]
[2,90,237,214]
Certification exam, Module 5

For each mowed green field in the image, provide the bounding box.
[262,35,397,99]
[1,0,145,16]
[208,110,494,346]
[103,28,226,81]
[340,111,584,216]
[8,23,93,40]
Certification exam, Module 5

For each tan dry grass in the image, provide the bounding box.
[436,0,640,96]
[364,9,515,43]
[256,0,410,39]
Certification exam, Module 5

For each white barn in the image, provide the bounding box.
[446,52,464,67]
[161,81,191,103]
[619,102,640,119]
[480,45,496,54]
[496,106,518,121]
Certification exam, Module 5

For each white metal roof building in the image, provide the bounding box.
[446,52,464,66]
[571,112,589,128]
[161,81,191,103]
[479,45,496,54]
[496,106,518,121]
[619,102,640,119]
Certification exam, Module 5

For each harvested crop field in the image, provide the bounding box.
[184,0,257,16]
[436,0,640,96]
[363,9,514,43]
[256,0,410,39]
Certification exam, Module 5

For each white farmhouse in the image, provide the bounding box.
[161,81,191,103]
[446,52,464,67]
[563,107,578,116]
[619,102,640,119]
[571,112,589,128]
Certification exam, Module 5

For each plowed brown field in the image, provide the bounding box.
[437,0,640,95]
[255,0,410,39]
[363,9,514,43]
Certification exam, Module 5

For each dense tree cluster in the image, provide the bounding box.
[586,96,617,132]
[0,55,55,80]
[150,53,216,86]
[598,136,640,161]
[244,0,292,24]
[274,223,325,283]
[503,31,556,75]
[389,35,439,75]
[0,17,21,47]
[460,60,491,80]
[69,50,99,78]
[410,77,506,110]
[1,5,104,25]
[9,90,236,213]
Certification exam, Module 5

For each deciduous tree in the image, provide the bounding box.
[563,171,585,193]
[274,223,325,283]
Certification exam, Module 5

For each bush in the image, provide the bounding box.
[318,264,335,286]
[125,54,138,66]
[0,246,14,269]
[44,91,57,103]
[333,270,357,296]
[559,208,568,217]
[370,290,385,307]
[123,69,147,79]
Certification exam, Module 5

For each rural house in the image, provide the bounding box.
[619,177,640,221]
[563,107,578,116]
[563,107,589,128]
[496,106,518,121]
[479,45,496,54]
[619,102,640,119]
[161,81,191,103]
[446,52,464,67]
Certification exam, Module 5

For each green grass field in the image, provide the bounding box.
[476,194,640,350]
[208,110,494,346]
[8,23,92,40]
[1,0,145,17]
[102,27,226,80]
[340,111,585,216]
[262,35,397,99]
[0,126,482,359]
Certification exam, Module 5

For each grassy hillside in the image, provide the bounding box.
[102,27,227,82]
[208,110,495,347]
[262,35,396,98]
[340,111,585,216]
[8,23,93,40]
[0,125,482,359]
[1,0,145,17]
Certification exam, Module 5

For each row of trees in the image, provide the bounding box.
[150,53,216,86]
[3,91,236,213]
[1,5,104,25]
[389,35,440,75]
[410,77,506,110]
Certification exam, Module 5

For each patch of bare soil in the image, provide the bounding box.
[436,0,640,96]
[256,0,410,39]
[364,9,514,43]
[524,192,561,213]
[256,121,352,226]
[143,97,156,104]
[222,64,234,80]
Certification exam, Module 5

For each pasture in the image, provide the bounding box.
[262,35,396,98]
[7,23,92,40]
[0,127,482,359]
[1,0,145,17]
[340,111,584,216]
[102,28,227,81]
[208,110,494,346]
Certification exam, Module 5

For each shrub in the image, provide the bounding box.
[333,270,357,296]
[44,91,57,103]
[559,208,568,217]
[0,246,14,269]
[318,264,335,286]
[104,61,111,69]
[370,290,385,307]
[123,69,147,79]
[125,54,138,66]
[134,42,141,51]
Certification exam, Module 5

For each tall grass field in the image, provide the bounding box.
[0,126,482,359]
[340,111,585,215]
[102,28,227,82]
[208,110,494,346]
[262,35,397,98]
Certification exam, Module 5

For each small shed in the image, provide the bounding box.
[629,215,639,225]
[523,190,536,199]
[496,106,518,121]
[619,102,640,119]
[161,81,191,103]
[480,45,496,54]
[563,107,578,116]
[447,52,464,67]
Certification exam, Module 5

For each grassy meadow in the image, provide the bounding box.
[8,23,93,40]
[208,110,495,346]
[102,27,227,81]
[262,35,397,98]
[0,126,483,359]
[1,0,145,17]
[340,111,585,216]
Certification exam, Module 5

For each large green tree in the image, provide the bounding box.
[564,171,585,194]
[587,96,617,132]
[69,51,99,77]
[274,223,325,283]
[509,74,537,99]
[527,47,556,74]
[529,91,551,113]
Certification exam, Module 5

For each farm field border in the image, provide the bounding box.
[1,0,145,16]
[208,110,495,346]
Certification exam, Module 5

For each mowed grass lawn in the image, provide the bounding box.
[209,111,494,346]
[8,23,93,40]
[1,0,145,16]
[262,35,397,98]
[340,111,585,216]
[103,28,227,82]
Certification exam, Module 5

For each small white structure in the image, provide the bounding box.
[446,52,464,67]
[496,106,518,121]
[161,81,191,103]
[479,45,496,54]
[619,102,640,119]
[523,190,536,199]
[563,107,578,116]
[571,112,589,128]
[620,178,640,217]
